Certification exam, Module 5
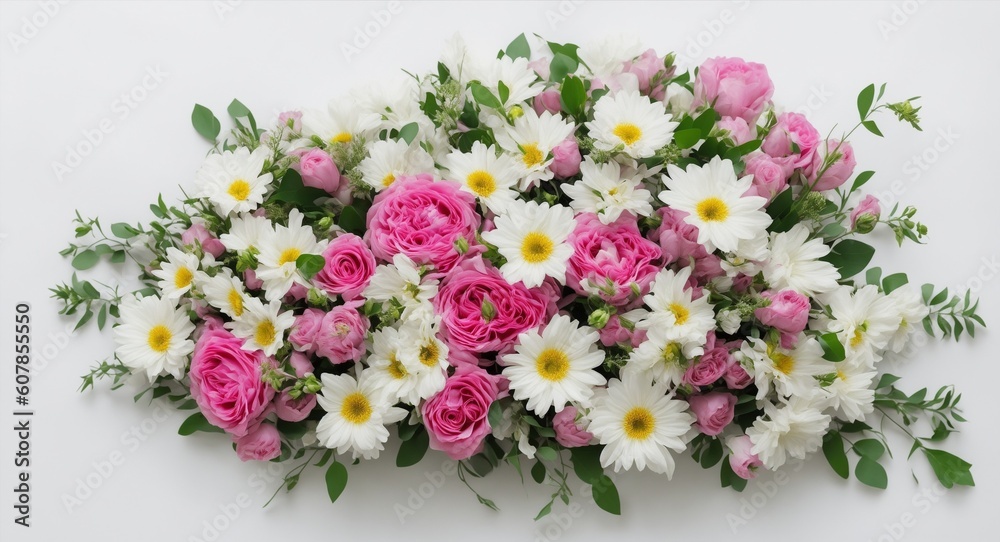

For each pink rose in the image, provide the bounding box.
[567,213,662,306]
[762,112,821,173]
[850,194,881,230]
[292,148,342,193]
[684,347,731,387]
[288,308,324,354]
[243,269,263,290]
[189,327,275,437]
[287,350,314,377]
[278,110,302,132]
[275,389,316,423]
[533,89,562,116]
[528,57,551,80]
[727,435,764,480]
[550,137,582,179]
[552,406,593,448]
[313,233,376,301]
[624,49,671,100]
[598,315,646,348]
[724,358,753,390]
[649,207,725,283]
[755,289,810,336]
[314,305,369,364]
[717,116,752,146]
[688,392,737,436]
[234,423,281,462]
[182,222,225,258]
[422,365,501,460]
[743,152,789,202]
[365,175,482,274]
[810,139,857,191]
[693,57,774,123]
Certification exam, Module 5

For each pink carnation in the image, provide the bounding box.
[566,213,662,307]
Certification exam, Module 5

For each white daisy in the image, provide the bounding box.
[357,139,436,192]
[821,285,899,361]
[494,109,575,190]
[113,294,195,380]
[302,98,382,146]
[563,157,653,224]
[255,209,327,301]
[821,355,877,423]
[195,147,273,216]
[151,247,200,300]
[472,54,544,107]
[315,370,408,460]
[220,213,273,254]
[196,270,247,319]
[578,33,645,80]
[366,326,427,406]
[502,314,607,416]
[396,318,451,400]
[587,370,695,476]
[636,267,716,345]
[747,398,831,470]
[625,332,704,387]
[763,224,841,297]
[481,200,576,288]
[352,75,435,140]
[884,284,931,354]
[441,141,521,214]
[362,253,439,320]
[741,335,830,400]
[658,157,771,253]
[586,89,678,159]
[226,296,295,356]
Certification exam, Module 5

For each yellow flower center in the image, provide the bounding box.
[254,320,276,347]
[382,173,396,187]
[174,267,193,290]
[668,303,690,326]
[520,231,554,264]
[278,248,302,266]
[622,407,656,440]
[535,348,570,382]
[613,123,643,146]
[227,179,251,201]
[419,341,440,368]
[466,170,497,197]
[147,325,172,353]
[387,353,407,379]
[331,132,352,144]
[521,143,544,168]
[772,352,795,375]
[340,392,372,424]
[661,342,682,365]
[227,288,244,317]
[696,197,729,222]
[837,369,847,381]
[850,328,865,348]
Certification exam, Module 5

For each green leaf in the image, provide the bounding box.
[700,438,724,468]
[295,254,326,280]
[325,461,349,503]
[673,128,703,149]
[97,304,107,330]
[930,288,949,306]
[191,104,221,141]
[178,412,224,436]
[923,449,974,488]
[766,188,794,219]
[72,250,99,270]
[866,267,883,286]
[851,170,875,192]
[269,169,329,208]
[534,500,553,520]
[823,432,849,479]
[338,205,366,235]
[854,439,885,460]
[881,272,908,294]
[855,457,888,489]
[857,84,875,121]
[549,53,578,83]
[823,239,876,278]
[396,426,429,468]
[863,120,883,137]
[111,222,139,238]
[569,445,604,484]
[505,33,530,60]
[110,250,126,264]
[875,373,901,389]
[470,83,502,110]
[818,332,846,362]
[535,446,558,462]
[227,98,251,118]
[560,75,586,117]
[397,122,419,145]
[487,401,504,428]
[592,475,621,515]
[530,460,546,484]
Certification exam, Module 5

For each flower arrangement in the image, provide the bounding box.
[55,34,983,517]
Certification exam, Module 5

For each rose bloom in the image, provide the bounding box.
[598,314,646,348]
[809,139,857,192]
[688,392,738,436]
[314,304,369,364]
[762,112,821,173]
[649,207,725,283]
[717,116,752,146]
[850,194,882,229]
[434,257,553,360]
[365,174,481,274]
[743,152,789,201]
[292,148,342,193]
[234,423,281,462]
[553,406,594,448]
[624,48,672,100]
[288,308,324,354]
[567,213,662,307]
[724,358,753,390]
[422,365,502,460]
[550,137,582,179]
[313,233,376,301]
[684,346,731,387]
[693,57,774,123]
[275,351,317,422]
[727,435,764,479]
[182,222,225,258]
[189,326,275,437]
[533,89,562,115]
[755,289,810,336]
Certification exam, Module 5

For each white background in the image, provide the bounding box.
[1,1,999,541]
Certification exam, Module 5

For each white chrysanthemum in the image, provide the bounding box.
[742,336,830,400]
[587,370,694,476]
[578,33,645,80]
[586,90,678,159]
[255,210,327,301]
[113,294,195,380]
[723,235,771,277]
[481,200,576,288]
[748,398,831,470]
[637,267,716,345]
[494,109,575,190]
[395,317,450,402]
[302,98,382,146]
[884,284,931,353]
[362,253,439,320]
[441,141,521,214]
[151,247,200,300]
[196,270,247,319]
[220,213,273,254]
[226,296,295,356]
[625,332,704,386]
[195,147,273,216]
[763,224,841,297]
[366,326,434,406]
[821,285,899,361]
[352,75,434,140]
[658,157,771,253]
[563,157,653,223]
[316,370,408,460]
[357,139,436,192]
[502,314,607,416]
[822,355,877,423]
[472,55,544,107]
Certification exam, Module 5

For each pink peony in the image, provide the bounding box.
[292,148,342,193]
[234,423,281,462]
[717,116,753,146]
[728,435,764,479]
[693,57,774,123]
[288,308,325,354]
[810,139,857,192]
[314,304,369,364]
[762,112,821,173]
[553,406,593,448]
[365,174,481,274]
[182,222,225,258]
[533,89,562,115]
[684,346,731,387]
[850,194,881,230]
[566,213,663,306]
[422,365,502,460]
[550,137,582,179]
[755,289,810,336]
[189,327,275,437]
[313,233,376,301]
[688,392,738,436]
